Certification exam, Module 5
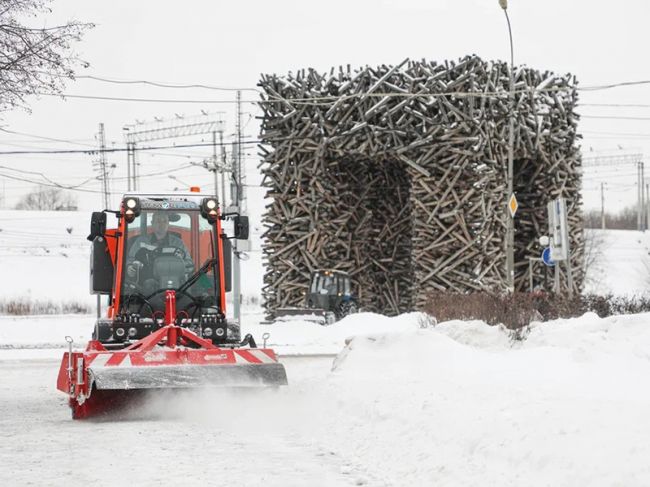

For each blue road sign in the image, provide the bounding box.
[542,247,555,267]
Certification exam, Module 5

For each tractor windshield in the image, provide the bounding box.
[310,272,351,296]
[120,209,219,316]
[311,273,338,295]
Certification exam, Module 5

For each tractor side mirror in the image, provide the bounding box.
[87,212,107,242]
[90,236,114,294]
[222,236,232,292]
[233,215,249,240]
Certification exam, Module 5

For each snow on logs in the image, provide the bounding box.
[258,55,583,317]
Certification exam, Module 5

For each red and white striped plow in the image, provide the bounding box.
[57,325,288,419]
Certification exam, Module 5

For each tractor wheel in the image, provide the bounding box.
[336,301,358,320]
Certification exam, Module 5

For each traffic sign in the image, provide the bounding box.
[508,193,518,218]
[541,247,555,267]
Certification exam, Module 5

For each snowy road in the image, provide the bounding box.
[0,354,370,487]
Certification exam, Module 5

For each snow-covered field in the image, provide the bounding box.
[2,212,650,485]
[583,228,650,296]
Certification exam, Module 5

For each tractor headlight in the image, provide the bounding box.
[203,327,213,337]
[128,327,138,337]
[122,197,141,223]
[200,198,219,223]
[115,327,126,337]
[215,327,225,337]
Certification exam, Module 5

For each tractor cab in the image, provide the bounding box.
[306,270,357,320]
[88,193,248,347]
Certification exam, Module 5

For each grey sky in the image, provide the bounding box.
[0,0,648,212]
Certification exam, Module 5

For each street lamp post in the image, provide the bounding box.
[500,0,515,292]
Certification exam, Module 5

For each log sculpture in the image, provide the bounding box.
[258,55,583,317]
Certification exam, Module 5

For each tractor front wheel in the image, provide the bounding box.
[336,301,358,320]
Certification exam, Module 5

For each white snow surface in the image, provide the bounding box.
[2,311,650,485]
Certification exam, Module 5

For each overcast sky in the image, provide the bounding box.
[0,0,649,213]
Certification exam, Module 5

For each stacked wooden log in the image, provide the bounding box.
[258,55,583,317]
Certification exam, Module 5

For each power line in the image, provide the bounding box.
[37,92,259,104]
[74,74,260,93]
[46,70,650,95]
[110,164,199,181]
[0,172,103,193]
[0,165,98,189]
[582,130,650,137]
[33,86,573,106]
[0,127,96,148]
[580,80,650,91]
[580,103,650,108]
[582,115,650,121]
[0,139,262,156]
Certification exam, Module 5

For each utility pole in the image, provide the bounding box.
[220,130,227,208]
[638,161,642,230]
[601,182,606,230]
[645,183,650,234]
[639,161,646,232]
[232,90,243,325]
[211,130,219,201]
[97,123,111,209]
[124,128,136,192]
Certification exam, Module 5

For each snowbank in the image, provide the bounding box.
[307,311,650,486]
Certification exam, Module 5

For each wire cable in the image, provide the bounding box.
[74,74,260,93]
[0,172,103,193]
[37,92,259,104]
[0,139,262,155]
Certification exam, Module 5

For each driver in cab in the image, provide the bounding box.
[126,211,194,288]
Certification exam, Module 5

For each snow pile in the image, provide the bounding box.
[304,312,650,486]
[247,312,425,354]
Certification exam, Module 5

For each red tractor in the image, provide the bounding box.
[57,192,287,419]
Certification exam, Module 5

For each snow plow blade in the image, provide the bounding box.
[57,325,287,419]
[91,362,288,390]
[275,307,335,325]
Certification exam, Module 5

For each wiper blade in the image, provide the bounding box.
[178,258,218,294]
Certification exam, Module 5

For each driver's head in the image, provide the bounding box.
[151,211,170,240]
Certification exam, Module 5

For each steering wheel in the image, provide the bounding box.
[137,287,201,320]
[123,292,155,316]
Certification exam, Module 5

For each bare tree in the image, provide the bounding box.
[584,206,638,230]
[0,0,93,113]
[581,227,605,290]
[15,186,77,210]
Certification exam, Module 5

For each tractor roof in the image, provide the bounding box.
[314,269,350,276]
[122,192,215,203]
[121,192,219,211]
